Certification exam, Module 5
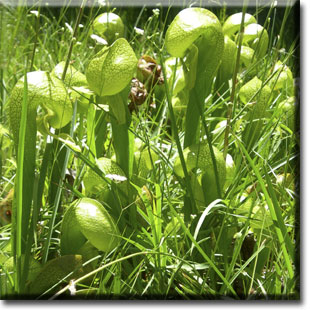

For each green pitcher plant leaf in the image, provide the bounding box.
[60,198,120,254]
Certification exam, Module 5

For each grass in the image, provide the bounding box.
[0,0,299,300]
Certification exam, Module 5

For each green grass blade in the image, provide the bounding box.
[13,67,28,294]
[42,103,77,264]
[33,141,52,225]
[168,201,238,298]
[234,135,294,279]
[86,102,97,160]
[159,54,198,216]
[13,65,36,293]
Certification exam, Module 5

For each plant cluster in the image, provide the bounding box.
[0,2,299,300]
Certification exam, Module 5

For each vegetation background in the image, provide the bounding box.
[0,0,304,301]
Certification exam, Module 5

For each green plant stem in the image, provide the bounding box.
[234,134,294,279]
[29,4,41,71]
[61,0,86,80]
[191,89,222,198]
[42,103,77,264]
[159,54,198,216]
[49,251,149,299]
[14,67,28,294]
[109,92,133,177]
[223,2,247,160]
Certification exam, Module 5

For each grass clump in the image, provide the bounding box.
[0,1,299,300]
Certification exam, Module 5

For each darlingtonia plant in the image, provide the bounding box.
[164,7,224,148]
[92,12,125,44]
[86,37,138,179]
[215,12,269,96]
[8,71,72,149]
[60,198,120,255]
[238,76,272,149]
[216,12,296,151]
[7,70,75,253]
[223,12,268,61]
[163,8,227,214]
[83,156,129,221]
[2,4,298,298]
[174,142,227,209]
[86,38,137,98]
